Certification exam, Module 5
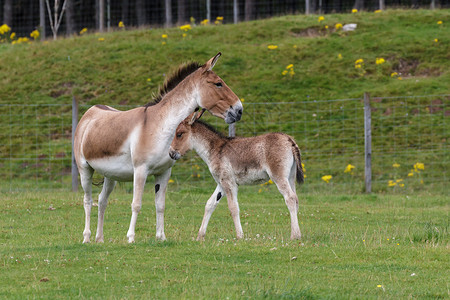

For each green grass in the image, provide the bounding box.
[1,186,448,298]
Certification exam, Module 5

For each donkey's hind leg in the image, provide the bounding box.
[272,176,301,240]
[95,177,116,243]
[197,185,224,241]
[79,165,94,243]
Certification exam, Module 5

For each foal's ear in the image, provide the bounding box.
[188,108,206,125]
[204,52,221,71]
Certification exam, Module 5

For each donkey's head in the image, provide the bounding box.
[196,53,243,124]
[168,112,200,160]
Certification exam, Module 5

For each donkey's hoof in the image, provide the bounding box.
[82,238,90,244]
[95,237,104,243]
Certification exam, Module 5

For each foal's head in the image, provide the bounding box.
[196,53,243,124]
[168,113,198,161]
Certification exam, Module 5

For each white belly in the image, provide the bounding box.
[88,154,135,181]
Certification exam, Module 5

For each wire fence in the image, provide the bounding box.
[1,0,449,38]
[0,94,448,194]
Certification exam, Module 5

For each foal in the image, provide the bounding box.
[169,115,303,240]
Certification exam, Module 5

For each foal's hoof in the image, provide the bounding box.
[95,237,104,243]
[290,234,302,240]
[82,238,90,244]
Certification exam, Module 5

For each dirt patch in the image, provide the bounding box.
[50,82,74,98]
[392,58,419,77]
[290,26,332,38]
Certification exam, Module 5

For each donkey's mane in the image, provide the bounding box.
[144,61,202,109]
[195,120,234,140]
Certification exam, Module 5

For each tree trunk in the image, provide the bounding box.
[177,0,186,25]
[245,0,255,21]
[65,0,75,35]
[136,0,146,26]
[3,0,13,26]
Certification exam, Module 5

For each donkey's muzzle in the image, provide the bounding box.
[225,103,243,124]
[169,149,181,161]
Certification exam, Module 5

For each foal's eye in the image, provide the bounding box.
[176,133,183,138]
[215,82,223,88]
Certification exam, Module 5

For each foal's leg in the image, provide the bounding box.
[272,177,301,240]
[223,184,244,239]
[95,177,116,243]
[197,184,224,241]
[126,165,148,243]
[154,168,172,241]
[79,165,94,243]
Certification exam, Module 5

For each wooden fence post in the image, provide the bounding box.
[364,93,372,193]
[72,96,78,192]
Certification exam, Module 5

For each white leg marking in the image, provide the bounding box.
[154,168,172,241]
[126,166,148,243]
[95,177,116,243]
[80,166,94,244]
[197,185,224,241]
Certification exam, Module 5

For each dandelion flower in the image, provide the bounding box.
[355,58,364,65]
[98,37,105,41]
[376,57,385,65]
[201,19,209,25]
[335,23,343,30]
[414,162,424,171]
[282,70,288,76]
[391,72,398,77]
[241,98,245,102]
[286,64,294,69]
[388,180,396,187]
[408,172,414,177]
[398,77,403,80]
[30,30,40,40]
[10,32,16,40]
[168,179,174,183]
[396,179,403,183]
[352,8,358,13]
[338,53,343,59]
[118,21,125,28]
[267,45,278,50]
[179,24,191,31]
[434,38,438,43]
[374,10,382,13]
[321,175,332,183]
[318,16,325,22]
[399,183,405,187]
[392,163,400,168]
[80,28,88,35]
[162,34,168,39]
[437,20,443,25]
[344,164,355,173]
[0,24,11,35]
[216,16,224,21]
[147,78,152,82]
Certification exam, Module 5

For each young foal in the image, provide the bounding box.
[169,115,303,241]
[74,53,243,243]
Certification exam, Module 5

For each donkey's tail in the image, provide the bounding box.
[289,136,304,184]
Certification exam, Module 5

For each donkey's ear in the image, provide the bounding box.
[204,52,221,71]
[189,108,206,125]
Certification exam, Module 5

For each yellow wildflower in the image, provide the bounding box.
[147,78,152,82]
[392,163,400,168]
[301,163,306,173]
[318,16,325,22]
[374,10,382,13]
[355,58,364,65]
[335,23,343,30]
[268,179,274,184]
[376,57,385,65]
[241,98,245,102]
[391,72,398,77]
[338,53,343,59]
[289,68,295,76]
[434,38,438,43]
[182,33,187,38]
[80,28,87,35]
[344,164,355,173]
[399,183,405,187]
[437,20,443,25]
[286,64,294,69]
[201,19,209,25]
[355,64,362,69]
[161,34,168,38]
[414,162,424,171]
[325,25,329,29]
[398,77,403,80]
[118,21,125,28]
[267,45,278,50]
[388,180,396,187]
[216,16,224,21]
[10,32,16,40]
[162,41,166,45]
[98,37,105,41]
[282,70,288,76]
[30,30,40,40]
[179,24,191,31]
[0,24,11,35]
[352,8,358,13]
[168,179,174,183]
[396,179,403,183]
[407,172,414,177]
[321,175,332,183]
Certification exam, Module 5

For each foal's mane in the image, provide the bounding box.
[195,120,234,140]
[144,61,202,109]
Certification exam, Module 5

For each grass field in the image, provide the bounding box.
[1,185,448,298]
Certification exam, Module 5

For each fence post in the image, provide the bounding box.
[229,123,235,138]
[233,0,239,24]
[364,93,372,193]
[72,96,79,192]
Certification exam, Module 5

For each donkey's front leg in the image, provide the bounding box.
[224,184,244,239]
[80,166,94,243]
[197,184,224,241]
[154,168,172,241]
[126,166,148,243]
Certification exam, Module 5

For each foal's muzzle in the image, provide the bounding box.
[225,102,243,124]
[169,149,181,161]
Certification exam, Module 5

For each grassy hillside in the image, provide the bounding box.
[0,9,449,192]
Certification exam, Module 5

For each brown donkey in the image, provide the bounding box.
[169,115,303,241]
[74,53,243,243]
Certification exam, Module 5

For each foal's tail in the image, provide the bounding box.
[288,136,304,184]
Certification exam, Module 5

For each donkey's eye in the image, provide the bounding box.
[176,133,183,138]
[215,82,223,88]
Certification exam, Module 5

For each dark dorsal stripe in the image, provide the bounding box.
[144,62,202,109]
